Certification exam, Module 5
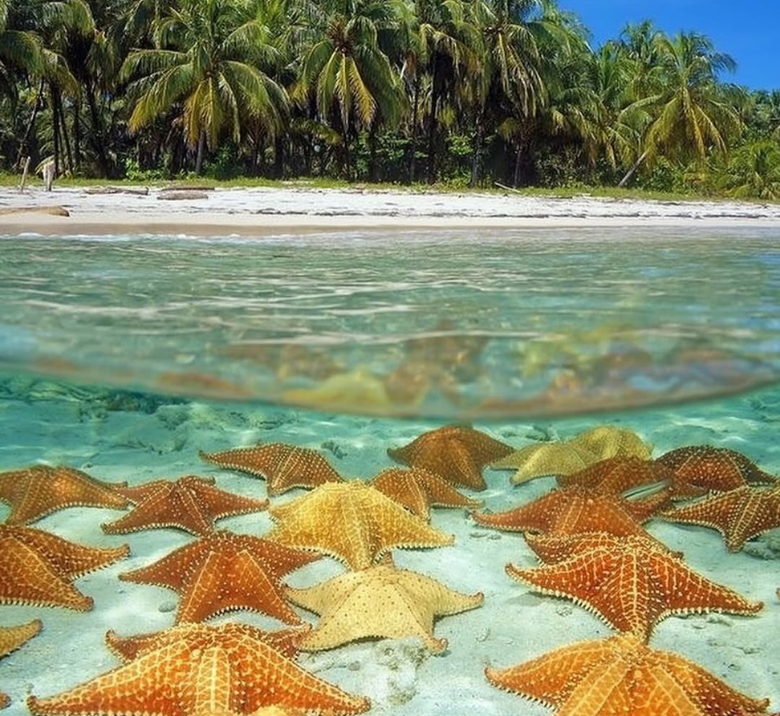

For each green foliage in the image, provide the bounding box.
[0,0,777,196]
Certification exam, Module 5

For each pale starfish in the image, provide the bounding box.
[285,560,483,653]
[267,482,453,570]
[1,619,43,709]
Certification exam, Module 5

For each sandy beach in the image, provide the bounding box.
[2,185,780,235]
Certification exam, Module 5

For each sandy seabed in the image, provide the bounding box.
[2,184,780,235]
[0,383,778,716]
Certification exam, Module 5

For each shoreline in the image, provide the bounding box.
[2,185,780,235]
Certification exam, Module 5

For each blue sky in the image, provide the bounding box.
[559,1,779,90]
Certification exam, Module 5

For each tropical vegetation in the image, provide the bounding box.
[1,0,779,198]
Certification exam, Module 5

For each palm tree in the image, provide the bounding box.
[395,0,475,182]
[296,0,406,179]
[0,0,42,98]
[468,0,578,185]
[122,0,288,174]
[619,31,740,186]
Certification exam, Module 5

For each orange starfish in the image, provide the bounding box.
[199,443,343,496]
[555,456,679,498]
[27,622,371,716]
[656,445,777,496]
[267,482,453,570]
[101,475,268,536]
[507,533,762,639]
[119,530,320,624]
[369,466,481,521]
[387,424,513,491]
[660,484,780,551]
[0,464,129,525]
[105,622,310,663]
[1,619,43,709]
[472,485,667,539]
[485,631,771,716]
[0,524,129,611]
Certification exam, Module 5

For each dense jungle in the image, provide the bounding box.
[1,0,779,197]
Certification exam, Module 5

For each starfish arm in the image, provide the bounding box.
[485,637,620,707]
[188,481,269,521]
[649,551,763,619]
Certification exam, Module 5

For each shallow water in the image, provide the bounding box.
[0,228,779,715]
[2,227,779,417]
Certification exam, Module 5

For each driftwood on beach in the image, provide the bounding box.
[0,206,70,216]
[84,186,150,196]
[157,190,210,200]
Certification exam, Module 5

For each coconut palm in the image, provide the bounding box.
[619,31,740,186]
[395,0,476,182]
[121,0,288,174]
[0,0,42,98]
[296,0,406,179]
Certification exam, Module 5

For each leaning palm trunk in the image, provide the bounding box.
[618,149,648,187]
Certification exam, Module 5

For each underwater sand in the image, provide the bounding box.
[0,382,778,715]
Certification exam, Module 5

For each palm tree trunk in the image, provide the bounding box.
[342,126,352,181]
[195,130,206,174]
[470,105,486,187]
[73,95,81,173]
[54,87,74,174]
[51,83,60,176]
[85,83,110,177]
[409,75,420,183]
[368,125,378,183]
[426,92,439,184]
[15,80,44,169]
[618,150,648,187]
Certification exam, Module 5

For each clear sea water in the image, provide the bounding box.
[0,227,779,715]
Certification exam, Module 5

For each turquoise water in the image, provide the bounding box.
[2,228,779,417]
[0,228,779,715]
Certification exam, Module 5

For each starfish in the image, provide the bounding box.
[267,482,454,570]
[1,619,43,709]
[27,622,371,716]
[382,320,489,406]
[656,445,777,496]
[555,456,679,498]
[567,425,653,461]
[491,425,652,485]
[281,369,395,413]
[485,631,771,716]
[387,424,513,491]
[118,530,320,624]
[198,444,343,496]
[101,475,268,536]
[472,485,667,539]
[507,533,762,639]
[0,464,129,525]
[659,484,780,551]
[105,622,310,663]
[0,524,129,611]
[490,441,598,485]
[285,560,483,653]
[369,466,481,521]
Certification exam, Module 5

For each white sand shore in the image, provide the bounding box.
[2,185,780,235]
